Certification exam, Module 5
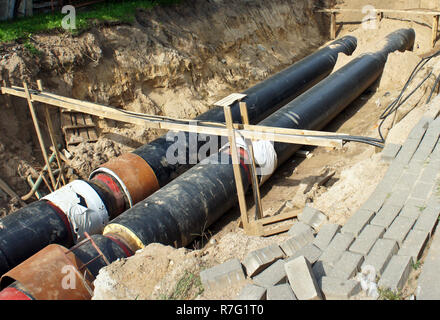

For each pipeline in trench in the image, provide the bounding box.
[0,36,358,292]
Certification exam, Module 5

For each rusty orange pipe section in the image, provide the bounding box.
[0,244,94,300]
[90,153,160,215]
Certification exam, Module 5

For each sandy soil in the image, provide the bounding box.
[0,0,331,213]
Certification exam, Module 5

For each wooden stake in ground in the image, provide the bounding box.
[23,82,57,190]
[330,12,337,40]
[433,15,439,48]
[37,80,66,187]
[224,105,249,229]
[239,101,263,221]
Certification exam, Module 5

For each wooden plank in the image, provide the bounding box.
[0,177,26,206]
[317,8,440,15]
[37,79,66,187]
[214,93,247,107]
[239,102,263,221]
[433,15,439,48]
[23,82,57,189]
[330,12,337,40]
[259,211,298,226]
[224,106,249,228]
[263,223,294,237]
[1,86,345,148]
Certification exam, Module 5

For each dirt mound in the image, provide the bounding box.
[0,0,330,213]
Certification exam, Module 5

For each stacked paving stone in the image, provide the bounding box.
[200,115,440,300]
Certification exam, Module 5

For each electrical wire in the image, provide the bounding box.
[378,49,440,142]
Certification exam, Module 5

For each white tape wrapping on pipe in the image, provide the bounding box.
[43,180,109,243]
[222,135,278,185]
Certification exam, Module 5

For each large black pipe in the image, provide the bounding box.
[0,200,73,275]
[104,29,415,250]
[131,36,357,188]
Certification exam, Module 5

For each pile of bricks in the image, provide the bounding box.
[200,114,440,300]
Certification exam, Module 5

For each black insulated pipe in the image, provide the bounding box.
[132,36,357,187]
[105,28,415,250]
[70,234,133,278]
[0,200,74,275]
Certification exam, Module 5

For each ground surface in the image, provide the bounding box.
[1,0,440,300]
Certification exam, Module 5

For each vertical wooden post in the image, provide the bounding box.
[330,12,337,40]
[224,105,249,229]
[377,11,383,22]
[239,102,263,221]
[37,80,66,187]
[1,79,12,108]
[23,81,57,190]
[432,15,439,48]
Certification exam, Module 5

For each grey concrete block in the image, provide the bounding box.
[361,191,387,213]
[266,284,297,300]
[252,260,287,288]
[280,228,315,257]
[413,206,440,236]
[383,216,417,247]
[394,171,418,191]
[417,224,440,300]
[386,189,411,207]
[319,233,355,266]
[362,239,399,276]
[237,284,266,300]
[405,197,426,209]
[420,166,439,186]
[370,204,402,229]
[312,260,333,282]
[242,244,285,277]
[410,182,434,201]
[349,224,385,256]
[381,143,402,162]
[285,256,322,300]
[286,243,322,265]
[378,255,413,292]
[407,117,430,141]
[398,229,430,261]
[200,258,246,290]
[313,223,341,250]
[319,277,362,300]
[329,251,364,280]
[298,206,328,231]
[341,209,375,237]
[287,221,315,239]
[399,205,422,219]
[395,138,422,165]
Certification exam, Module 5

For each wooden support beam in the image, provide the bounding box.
[1,86,345,148]
[317,8,440,16]
[224,105,249,228]
[37,80,66,187]
[23,82,57,190]
[239,101,263,221]
[0,177,26,206]
[433,15,439,48]
[330,12,337,40]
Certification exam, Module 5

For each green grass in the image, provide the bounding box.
[378,288,404,300]
[0,0,180,43]
[161,271,204,300]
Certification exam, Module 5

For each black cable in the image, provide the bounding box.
[378,48,440,142]
[427,73,440,103]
